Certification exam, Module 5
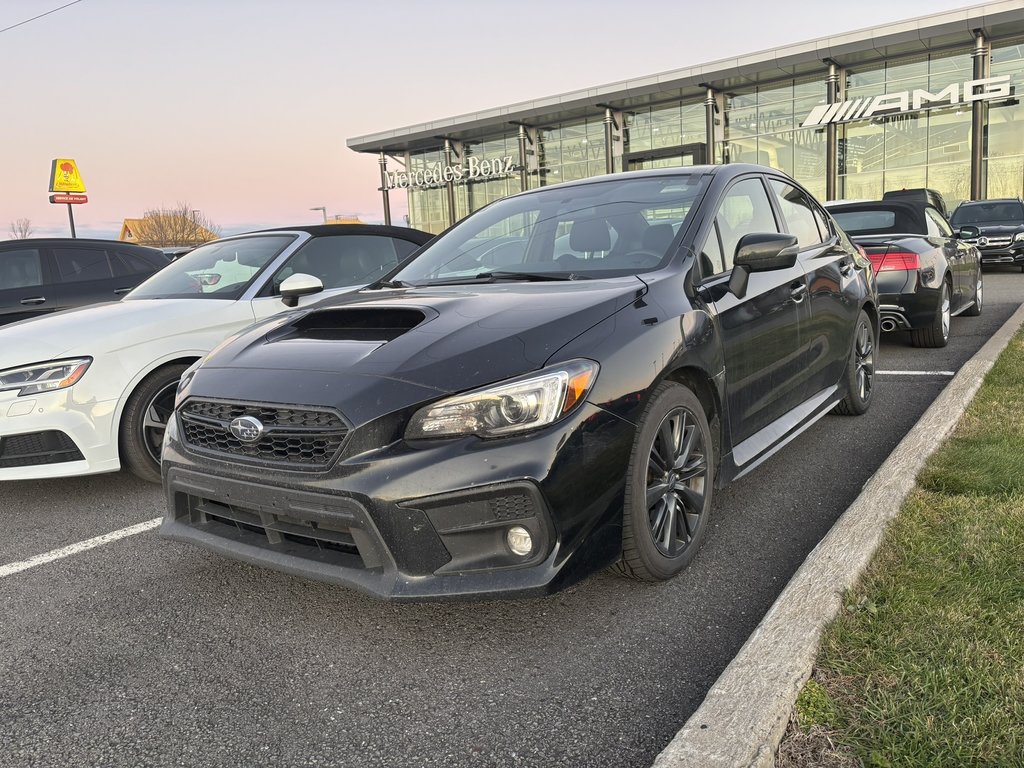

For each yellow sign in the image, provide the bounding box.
[49,158,87,193]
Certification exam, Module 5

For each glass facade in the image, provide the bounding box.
[393,36,1024,234]
[987,37,1024,199]
[837,50,975,207]
[721,79,828,200]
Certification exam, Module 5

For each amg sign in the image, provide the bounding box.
[385,156,517,190]
[801,75,1013,127]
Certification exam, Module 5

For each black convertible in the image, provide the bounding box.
[828,197,983,347]
[161,164,877,600]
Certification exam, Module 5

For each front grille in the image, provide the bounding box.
[192,497,365,567]
[0,430,84,469]
[979,236,1013,248]
[179,398,349,470]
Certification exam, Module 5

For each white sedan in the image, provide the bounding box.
[0,225,431,483]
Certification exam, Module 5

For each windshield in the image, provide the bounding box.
[391,174,710,285]
[950,201,1024,226]
[125,234,296,300]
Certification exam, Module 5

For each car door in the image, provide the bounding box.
[49,245,124,311]
[925,207,970,310]
[703,175,810,447]
[0,245,54,326]
[249,234,420,321]
[769,178,857,401]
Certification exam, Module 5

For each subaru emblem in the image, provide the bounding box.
[229,416,264,443]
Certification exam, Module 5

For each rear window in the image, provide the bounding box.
[831,208,919,236]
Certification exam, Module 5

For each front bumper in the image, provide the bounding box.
[0,389,120,480]
[160,401,635,600]
[977,246,1024,265]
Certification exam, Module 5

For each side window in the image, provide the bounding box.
[111,250,158,277]
[0,248,44,289]
[715,177,780,272]
[925,208,953,238]
[812,205,832,242]
[699,223,725,278]
[393,238,422,261]
[270,235,401,293]
[769,180,825,249]
[53,247,113,283]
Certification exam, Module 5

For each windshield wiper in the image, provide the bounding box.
[373,278,410,289]
[422,271,583,286]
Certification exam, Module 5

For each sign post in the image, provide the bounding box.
[48,158,88,238]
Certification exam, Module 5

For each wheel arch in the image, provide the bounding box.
[110,354,204,450]
[661,364,723,479]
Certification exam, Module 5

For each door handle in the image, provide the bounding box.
[113,287,133,295]
[789,283,808,302]
[20,296,46,305]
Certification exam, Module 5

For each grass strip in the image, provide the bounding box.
[781,333,1024,768]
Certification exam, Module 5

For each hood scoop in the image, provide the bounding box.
[277,307,427,342]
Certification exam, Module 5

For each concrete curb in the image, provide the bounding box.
[652,299,1024,768]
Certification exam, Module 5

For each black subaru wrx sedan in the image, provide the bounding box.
[161,164,877,600]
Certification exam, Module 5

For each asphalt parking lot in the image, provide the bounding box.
[2,271,1021,768]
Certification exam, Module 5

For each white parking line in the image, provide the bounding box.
[0,518,162,578]
[877,370,956,376]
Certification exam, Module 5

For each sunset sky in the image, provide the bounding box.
[0,0,986,239]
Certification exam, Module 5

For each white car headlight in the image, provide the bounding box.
[405,360,599,440]
[0,358,92,397]
[1013,232,1024,243]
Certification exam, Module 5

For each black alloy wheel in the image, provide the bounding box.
[834,309,875,416]
[119,363,190,483]
[616,382,714,581]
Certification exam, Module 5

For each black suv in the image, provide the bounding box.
[0,238,171,326]
[950,199,1024,271]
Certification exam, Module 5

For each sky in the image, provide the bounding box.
[0,0,993,239]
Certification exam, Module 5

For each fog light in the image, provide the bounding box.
[506,525,533,557]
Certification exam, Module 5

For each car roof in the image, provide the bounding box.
[0,237,167,256]
[251,223,433,242]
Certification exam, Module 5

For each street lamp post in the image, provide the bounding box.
[310,206,327,223]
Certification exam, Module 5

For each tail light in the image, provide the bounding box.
[868,251,921,272]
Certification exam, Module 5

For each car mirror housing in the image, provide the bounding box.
[280,273,324,307]
[957,225,981,239]
[728,233,799,298]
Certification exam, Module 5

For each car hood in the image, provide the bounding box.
[190,279,645,423]
[0,299,251,368]
[972,225,1024,236]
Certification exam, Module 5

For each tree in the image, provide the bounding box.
[8,218,32,239]
[131,203,220,247]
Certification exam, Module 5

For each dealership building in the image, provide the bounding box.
[348,2,1024,233]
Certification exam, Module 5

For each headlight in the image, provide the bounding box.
[0,358,92,397]
[1013,232,1024,243]
[405,359,599,439]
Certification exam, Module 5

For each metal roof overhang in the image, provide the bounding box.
[347,1,1024,154]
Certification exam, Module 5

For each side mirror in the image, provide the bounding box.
[958,225,980,239]
[728,233,799,298]
[280,273,323,307]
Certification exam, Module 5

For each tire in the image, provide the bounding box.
[614,382,714,581]
[910,280,950,348]
[119,363,189,484]
[962,268,983,317]
[833,310,875,416]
